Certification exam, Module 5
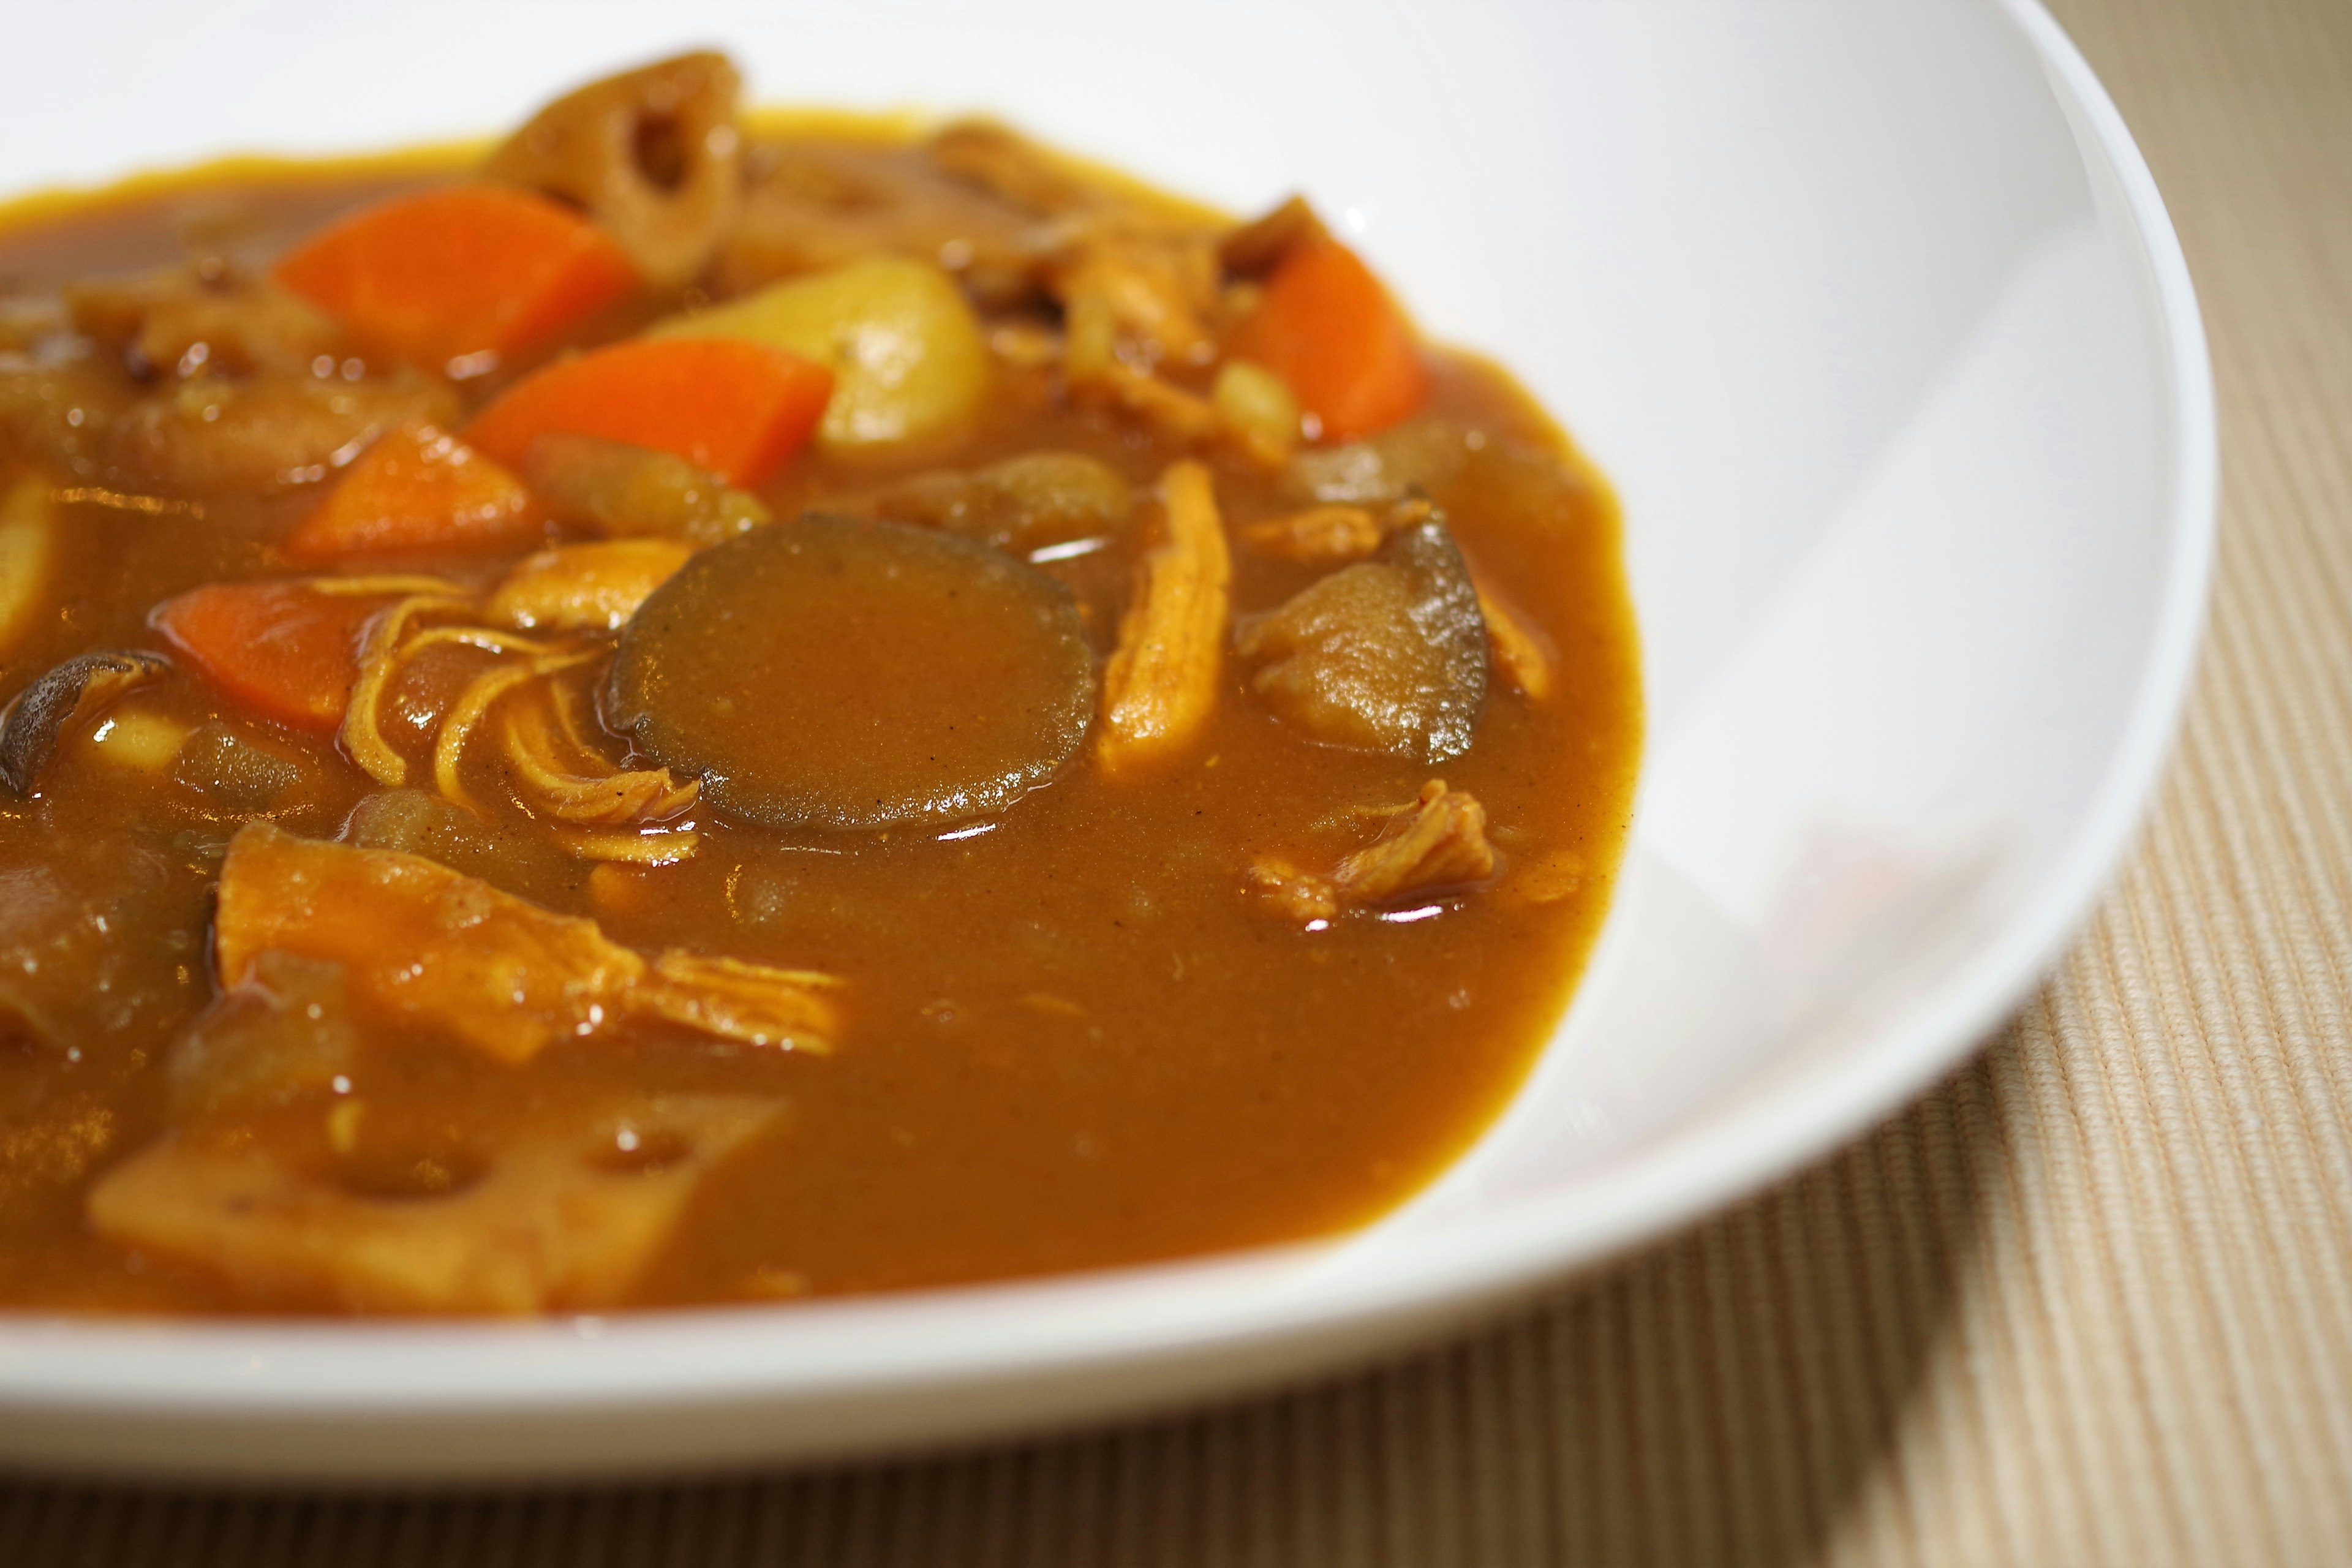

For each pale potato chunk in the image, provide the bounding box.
[654,255,988,450]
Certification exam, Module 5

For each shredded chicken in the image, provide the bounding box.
[1097,459,1231,778]
[1249,781,1499,924]
[1333,780,1497,901]
[1052,229,1219,369]
[1474,579,1555,700]
[1238,504,1384,564]
[214,823,839,1062]
[927,119,1098,217]
[638,952,844,1051]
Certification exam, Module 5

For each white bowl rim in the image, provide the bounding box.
[0,0,2217,1458]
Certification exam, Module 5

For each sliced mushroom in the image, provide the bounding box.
[0,649,170,795]
[484,51,744,288]
[1236,507,1487,762]
[608,517,1096,829]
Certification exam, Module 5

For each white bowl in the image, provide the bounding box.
[0,0,2211,1480]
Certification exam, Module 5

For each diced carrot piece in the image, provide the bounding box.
[1226,238,1428,442]
[282,424,544,564]
[151,581,383,734]
[465,337,834,488]
[273,185,639,372]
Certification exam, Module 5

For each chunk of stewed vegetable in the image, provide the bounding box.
[1237,509,1487,761]
[650,255,987,450]
[872,450,1132,554]
[607,517,1095,829]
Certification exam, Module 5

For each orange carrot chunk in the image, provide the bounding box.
[283,424,544,564]
[151,582,385,734]
[1227,238,1429,443]
[465,337,835,488]
[273,185,638,373]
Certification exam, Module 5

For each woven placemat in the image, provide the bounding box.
[6,0,2348,1560]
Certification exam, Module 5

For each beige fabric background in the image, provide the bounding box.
[6,0,2348,1560]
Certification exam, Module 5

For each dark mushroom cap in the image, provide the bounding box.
[0,650,170,796]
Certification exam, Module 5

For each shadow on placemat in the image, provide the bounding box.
[0,1031,2003,1568]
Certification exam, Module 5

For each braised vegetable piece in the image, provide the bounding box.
[342,788,578,904]
[165,950,358,1123]
[151,581,393,734]
[274,186,639,374]
[0,650,168,794]
[1097,460,1232,778]
[522,433,772,543]
[1228,238,1428,441]
[486,540,695,633]
[1237,508,1487,761]
[1218,194,1330,277]
[652,255,987,450]
[66,265,347,380]
[485,51,745,289]
[214,823,840,1060]
[169,719,317,815]
[109,367,458,497]
[1210,358,1303,467]
[465,336,833,488]
[283,423,543,563]
[872,450,1131,554]
[609,518,1095,828]
[89,1093,782,1313]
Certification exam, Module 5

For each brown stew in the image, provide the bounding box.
[0,56,1640,1314]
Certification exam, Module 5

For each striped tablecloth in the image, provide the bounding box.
[5,0,2347,1560]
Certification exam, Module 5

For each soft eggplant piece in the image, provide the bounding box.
[872,450,1133,554]
[1237,508,1487,762]
[484,51,744,288]
[608,517,1095,829]
[0,649,170,795]
[522,434,772,545]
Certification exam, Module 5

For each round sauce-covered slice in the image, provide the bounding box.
[607,518,1095,829]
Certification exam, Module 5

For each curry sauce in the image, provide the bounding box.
[0,57,1639,1314]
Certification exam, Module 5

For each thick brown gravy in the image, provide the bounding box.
[0,100,1638,1314]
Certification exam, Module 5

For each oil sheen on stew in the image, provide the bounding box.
[0,54,1641,1315]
